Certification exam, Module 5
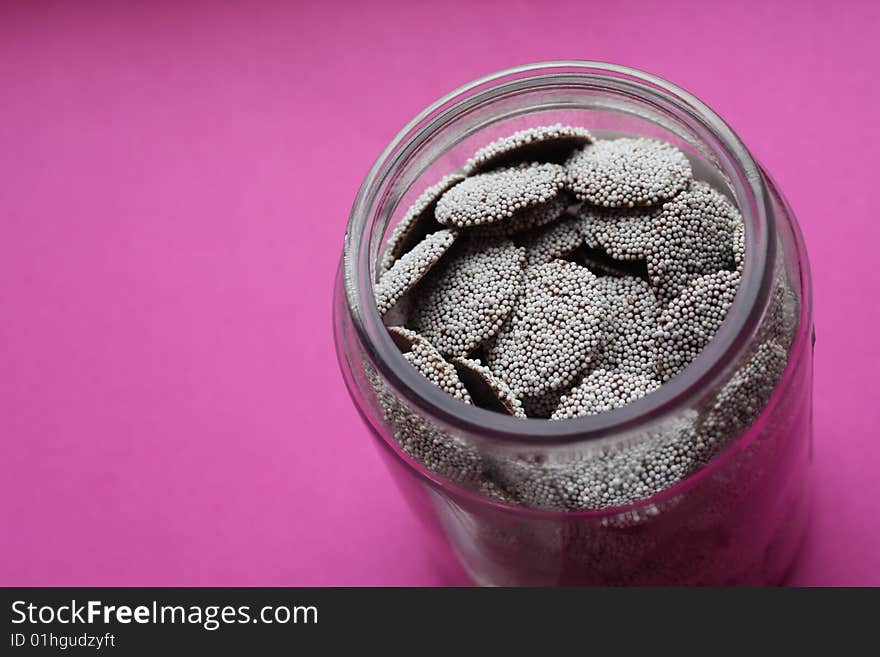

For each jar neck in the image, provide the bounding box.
[344,61,776,445]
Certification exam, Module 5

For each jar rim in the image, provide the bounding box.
[343,60,776,445]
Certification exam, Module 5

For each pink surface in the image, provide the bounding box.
[1,0,878,587]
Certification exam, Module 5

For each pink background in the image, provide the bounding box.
[2,0,878,586]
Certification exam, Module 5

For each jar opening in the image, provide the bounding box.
[344,61,776,445]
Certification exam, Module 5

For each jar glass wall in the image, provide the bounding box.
[333,62,813,586]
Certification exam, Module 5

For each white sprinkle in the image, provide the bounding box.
[566,137,692,208]
[593,276,659,377]
[519,214,584,265]
[578,204,663,261]
[387,326,472,402]
[374,229,457,316]
[646,181,740,304]
[411,237,526,357]
[452,357,526,418]
[380,172,466,274]
[551,368,660,419]
[654,269,741,382]
[486,260,609,397]
[435,162,567,229]
[465,124,593,175]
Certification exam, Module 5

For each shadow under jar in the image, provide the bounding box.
[333,62,814,586]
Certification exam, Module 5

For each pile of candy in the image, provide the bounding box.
[375,125,744,421]
[367,125,794,512]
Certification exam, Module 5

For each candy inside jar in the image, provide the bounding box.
[335,63,813,585]
[371,126,793,513]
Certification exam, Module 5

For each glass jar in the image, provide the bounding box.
[333,62,813,586]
